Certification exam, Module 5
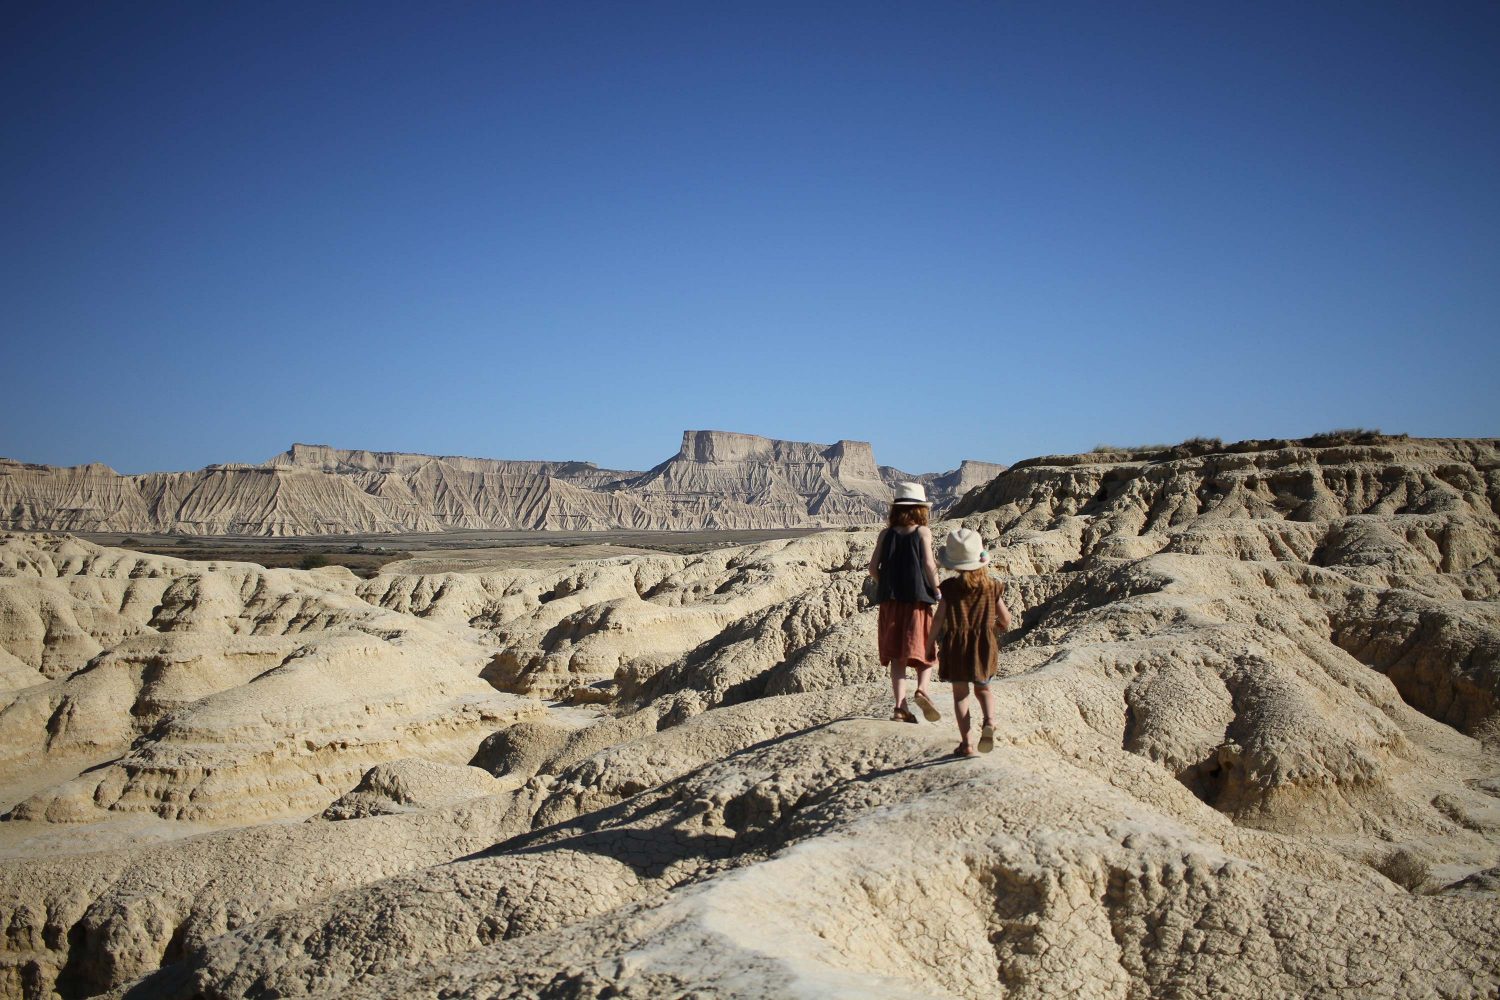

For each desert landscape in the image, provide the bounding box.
[1,432,1496,999]
[6,6,1498,998]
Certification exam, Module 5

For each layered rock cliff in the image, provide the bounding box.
[0,432,1003,536]
[267,443,627,486]
[621,431,893,527]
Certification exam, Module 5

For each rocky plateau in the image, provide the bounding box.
[0,432,1004,537]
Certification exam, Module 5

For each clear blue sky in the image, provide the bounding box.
[3,2,1497,475]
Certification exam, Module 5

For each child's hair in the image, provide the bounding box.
[961,568,1002,592]
[888,504,929,528]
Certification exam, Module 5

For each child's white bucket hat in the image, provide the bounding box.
[891,482,930,506]
[939,528,989,570]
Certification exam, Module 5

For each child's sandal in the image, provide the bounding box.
[977,722,995,754]
[891,705,917,724]
[953,742,979,758]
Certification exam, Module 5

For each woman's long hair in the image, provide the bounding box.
[887,503,929,528]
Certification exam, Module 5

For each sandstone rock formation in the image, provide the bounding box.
[0,434,1496,999]
[882,458,1008,509]
[620,431,891,527]
[0,432,1000,537]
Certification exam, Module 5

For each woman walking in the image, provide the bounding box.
[932,527,1013,756]
[868,483,942,723]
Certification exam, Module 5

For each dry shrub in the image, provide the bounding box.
[1156,436,1225,460]
[1372,848,1432,892]
[1303,428,1390,447]
[1086,438,1226,461]
[1092,443,1167,454]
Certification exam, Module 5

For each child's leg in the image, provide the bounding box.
[950,682,972,747]
[974,680,998,752]
[976,684,998,727]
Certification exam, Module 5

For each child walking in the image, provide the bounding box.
[868,483,942,724]
[931,528,1013,756]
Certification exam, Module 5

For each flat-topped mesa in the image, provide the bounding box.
[0,458,121,477]
[0,458,152,533]
[628,431,892,525]
[268,443,613,480]
[940,459,1009,497]
[677,430,775,463]
[674,430,876,472]
[824,439,883,484]
[956,458,1008,481]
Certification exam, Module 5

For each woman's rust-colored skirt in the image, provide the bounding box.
[878,600,935,669]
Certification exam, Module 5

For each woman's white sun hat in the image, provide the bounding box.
[939,528,989,570]
[891,482,931,506]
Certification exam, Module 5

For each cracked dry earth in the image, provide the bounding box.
[0,436,1497,999]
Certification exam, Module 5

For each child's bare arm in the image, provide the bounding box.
[996,588,1013,633]
[928,597,945,660]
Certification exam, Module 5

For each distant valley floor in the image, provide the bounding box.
[71,526,826,575]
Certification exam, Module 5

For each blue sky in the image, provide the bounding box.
[2,2,1497,475]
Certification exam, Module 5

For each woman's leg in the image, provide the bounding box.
[915,605,936,702]
[879,602,906,713]
[909,602,939,719]
[890,662,907,709]
[914,664,935,702]
[909,663,940,721]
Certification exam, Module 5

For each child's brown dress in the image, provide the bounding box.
[937,574,1004,684]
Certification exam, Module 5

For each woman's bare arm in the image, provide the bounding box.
[867,528,887,578]
[996,585,1013,632]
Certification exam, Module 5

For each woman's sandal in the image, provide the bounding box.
[891,704,918,724]
[911,690,940,722]
[977,722,995,753]
[953,741,979,758]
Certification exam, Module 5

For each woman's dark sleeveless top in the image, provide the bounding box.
[875,528,938,604]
